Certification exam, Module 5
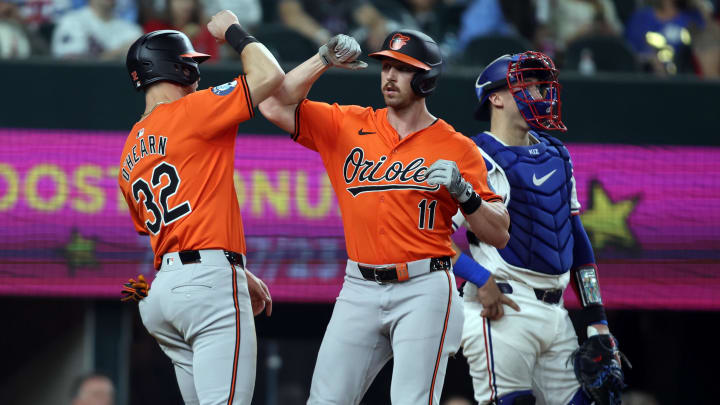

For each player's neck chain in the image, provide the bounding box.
[140,101,171,120]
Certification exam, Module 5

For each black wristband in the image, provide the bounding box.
[579,304,607,326]
[225,24,259,55]
[460,192,483,215]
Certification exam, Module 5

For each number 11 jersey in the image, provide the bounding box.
[293,100,501,265]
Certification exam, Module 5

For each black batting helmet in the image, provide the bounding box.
[369,30,442,97]
[126,30,210,91]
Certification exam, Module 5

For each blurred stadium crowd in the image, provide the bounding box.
[1,0,719,77]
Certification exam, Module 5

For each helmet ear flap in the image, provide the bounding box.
[411,68,440,97]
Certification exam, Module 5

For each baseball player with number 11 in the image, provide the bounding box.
[451,51,629,405]
[260,30,510,404]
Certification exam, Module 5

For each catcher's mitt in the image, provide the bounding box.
[120,274,149,302]
[570,334,630,405]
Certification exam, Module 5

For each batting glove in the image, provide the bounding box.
[319,34,368,70]
[425,159,474,203]
[120,274,149,302]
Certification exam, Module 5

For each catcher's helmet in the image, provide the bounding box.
[126,30,210,91]
[369,30,442,97]
[475,51,566,131]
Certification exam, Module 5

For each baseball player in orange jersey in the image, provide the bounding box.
[259,30,511,405]
[118,11,283,405]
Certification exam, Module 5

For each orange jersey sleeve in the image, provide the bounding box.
[292,99,371,153]
[182,75,254,140]
[456,137,502,202]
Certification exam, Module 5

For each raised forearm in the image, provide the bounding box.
[258,53,329,134]
[259,34,364,134]
[240,42,285,106]
[465,201,510,249]
[208,11,284,105]
[273,54,329,106]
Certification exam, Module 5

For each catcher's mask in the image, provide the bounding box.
[475,51,566,132]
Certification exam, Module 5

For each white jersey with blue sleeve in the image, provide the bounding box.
[453,132,581,295]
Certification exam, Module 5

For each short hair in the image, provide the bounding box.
[70,372,111,399]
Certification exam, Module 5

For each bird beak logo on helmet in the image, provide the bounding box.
[390,34,410,50]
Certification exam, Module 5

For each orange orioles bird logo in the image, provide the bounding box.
[389,33,410,50]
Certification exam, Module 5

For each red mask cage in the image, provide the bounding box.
[506,51,567,132]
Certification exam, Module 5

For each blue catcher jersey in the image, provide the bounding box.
[468,131,576,276]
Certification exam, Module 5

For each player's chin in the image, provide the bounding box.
[383,94,408,109]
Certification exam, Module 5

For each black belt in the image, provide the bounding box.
[496,282,563,304]
[534,287,563,304]
[358,257,451,282]
[178,250,245,267]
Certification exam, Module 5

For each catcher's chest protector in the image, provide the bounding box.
[470,132,574,275]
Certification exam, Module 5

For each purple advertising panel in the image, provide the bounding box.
[0,129,718,309]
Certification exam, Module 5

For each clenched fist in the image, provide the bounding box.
[318,34,368,70]
[425,159,474,203]
[207,10,240,42]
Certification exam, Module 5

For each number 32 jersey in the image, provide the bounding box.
[118,76,254,269]
[293,100,501,265]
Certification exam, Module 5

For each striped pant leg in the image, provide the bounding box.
[190,264,257,405]
[307,275,392,405]
[460,301,538,405]
[141,254,257,405]
[533,310,582,405]
[389,270,464,405]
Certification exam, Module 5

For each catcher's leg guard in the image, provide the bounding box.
[567,388,593,405]
[496,390,536,405]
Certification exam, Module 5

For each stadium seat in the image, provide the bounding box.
[565,35,640,73]
[252,24,318,64]
[460,35,534,67]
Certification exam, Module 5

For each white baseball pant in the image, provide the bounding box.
[461,280,581,405]
[139,249,257,405]
[307,260,464,405]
